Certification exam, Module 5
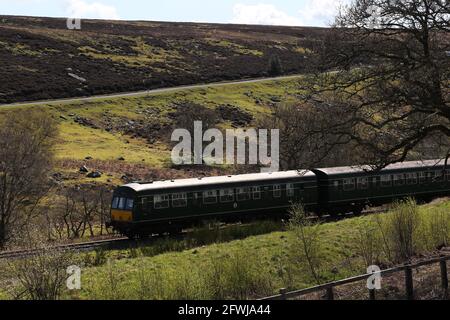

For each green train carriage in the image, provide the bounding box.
[109,159,450,238]
[110,170,318,238]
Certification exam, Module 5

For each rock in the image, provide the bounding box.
[87,171,102,178]
[118,157,125,161]
[52,172,63,181]
[60,115,68,120]
[79,166,89,173]
[85,156,93,160]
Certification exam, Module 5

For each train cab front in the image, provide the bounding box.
[109,188,136,237]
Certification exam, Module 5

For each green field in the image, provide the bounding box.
[65,200,449,300]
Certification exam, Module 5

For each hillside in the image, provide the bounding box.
[0,15,326,104]
[0,76,303,186]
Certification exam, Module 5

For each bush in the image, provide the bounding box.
[385,198,422,262]
[355,220,382,267]
[288,203,325,285]
[426,208,450,249]
[204,251,273,300]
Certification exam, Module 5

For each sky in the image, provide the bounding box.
[0,0,350,27]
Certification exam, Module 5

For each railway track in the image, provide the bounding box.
[0,206,388,260]
[0,237,131,260]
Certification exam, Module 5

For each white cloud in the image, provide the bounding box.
[66,0,120,20]
[231,4,302,26]
[298,0,351,27]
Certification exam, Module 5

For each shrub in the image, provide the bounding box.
[386,198,422,262]
[427,208,450,249]
[288,203,325,285]
[204,251,273,300]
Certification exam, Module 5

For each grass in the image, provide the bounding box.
[51,200,450,300]
[56,121,169,165]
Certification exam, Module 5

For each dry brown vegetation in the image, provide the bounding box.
[0,15,326,103]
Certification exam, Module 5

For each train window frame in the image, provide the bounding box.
[172,193,188,208]
[237,187,251,202]
[434,170,444,182]
[393,174,405,186]
[273,185,282,198]
[220,189,234,203]
[343,178,355,191]
[286,183,295,198]
[419,172,426,183]
[381,175,392,187]
[126,199,134,211]
[406,173,418,185]
[357,177,369,190]
[112,197,119,209]
[252,186,261,200]
[118,197,126,210]
[203,190,218,205]
[154,195,170,209]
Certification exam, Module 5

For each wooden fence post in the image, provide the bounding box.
[326,287,334,300]
[404,266,414,300]
[279,288,287,300]
[440,259,448,298]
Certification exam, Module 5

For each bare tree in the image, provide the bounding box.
[301,0,449,168]
[4,227,76,300]
[257,102,364,170]
[0,109,57,248]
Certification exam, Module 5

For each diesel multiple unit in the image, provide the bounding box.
[110,160,450,238]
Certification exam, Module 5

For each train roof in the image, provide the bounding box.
[315,159,446,176]
[123,170,316,192]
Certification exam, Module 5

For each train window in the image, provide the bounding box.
[172,193,187,208]
[220,189,234,203]
[112,197,119,209]
[287,184,295,198]
[381,175,392,187]
[394,174,405,186]
[333,181,339,188]
[253,186,261,200]
[343,179,355,191]
[237,187,251,201]
[357,177,369,190]
[419,172,426,183]
[118,197,126,210]
[126,199,134,210]
[406,173,418,185]
[154,195,170,209]
[273,185,282,198]
[434,171,444,182]
[203,190,218,204]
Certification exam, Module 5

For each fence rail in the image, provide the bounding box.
[259,255,450,301]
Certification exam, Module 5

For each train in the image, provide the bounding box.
[109,159,450,238]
